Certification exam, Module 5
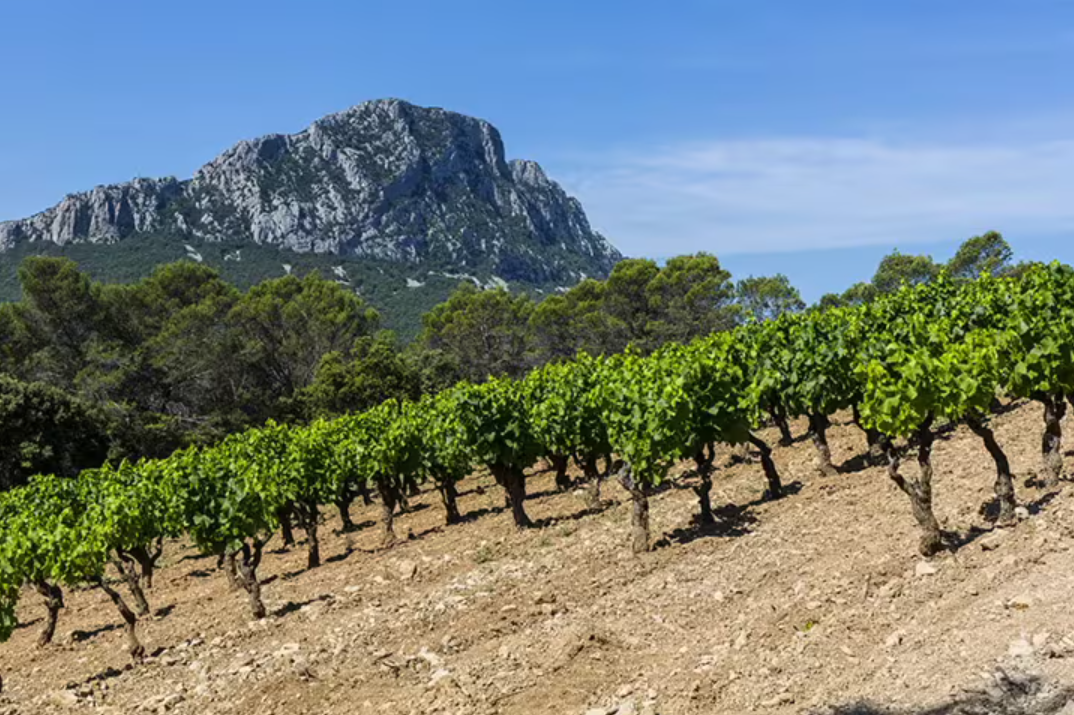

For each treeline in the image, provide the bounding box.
[819,230,1025,307]
[0,230,1023,491]
[0,252,801,487]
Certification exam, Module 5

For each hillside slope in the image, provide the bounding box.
[0,99,621,337]
[4,400,1074,715]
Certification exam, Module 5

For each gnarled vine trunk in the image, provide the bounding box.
[357,480,373,506]
[966,415,1017,526]
[233,540,267,620]
[769,404,794,446]
[617,463,651,553]
[436,477,461,525]
[95,577,145,661]
[1038,392,1066,487]
[692,444,716,526]
[885,420,944,557]
[809,413,837,477]
[551,453,572,492]
[127,540,163,590]
[853,403,885,463]
[111,554,150,617]
[34,580,64,647]
[747,434,783,499]
[336,492,356,532]
[376,476,399,547]
[575,454,607,511]
[294,500,321,569]
[492,464,532,529]
[222,551,241,591]
[277,503,296,547]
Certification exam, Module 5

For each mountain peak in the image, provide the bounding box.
[0,100,620,284]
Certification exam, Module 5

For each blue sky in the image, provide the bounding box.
[1,1,1073,301]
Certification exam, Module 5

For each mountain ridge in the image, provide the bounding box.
[0,99,620,287]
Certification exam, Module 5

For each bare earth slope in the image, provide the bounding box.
[4,399,1074,715]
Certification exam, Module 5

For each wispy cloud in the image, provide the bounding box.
[558,135,1074,257]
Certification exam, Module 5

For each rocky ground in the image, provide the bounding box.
[4,400,1074,715]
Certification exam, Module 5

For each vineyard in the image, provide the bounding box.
[3,263,1074,712]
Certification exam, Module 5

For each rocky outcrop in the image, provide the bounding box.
[0,99,620,283]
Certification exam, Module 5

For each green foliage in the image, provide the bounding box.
[78,461,181,555]
[597,351,692,486]
[227,272,380,421]
[529,254,742,360]
[0,375,109,489]
[299,331,420,419]
[161,436,280,556]
[740,319,795,425]
[673,334,752,450]
[947,231,1013,280]
[453,379,542,473]
[643,254,739,347]
[782,308,863,418]
[419,284,535,383]
[855,278,1009,437]
[871,250,940,294]
[414,390,473,485]
[840,281,879,307]
[858,325,1003,437]
[528,279,611,362]
[0,235,544,342]
[1001,262,1074,399]
[333,400,422,495]
[524,354,611,462]
[2,474,107,587]
[736,274,805,323]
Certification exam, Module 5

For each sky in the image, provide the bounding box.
[1,1,1073,301]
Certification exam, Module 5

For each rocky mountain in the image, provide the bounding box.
[0,99,621,287]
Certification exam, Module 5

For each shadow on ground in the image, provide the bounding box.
[819,671,1072,715]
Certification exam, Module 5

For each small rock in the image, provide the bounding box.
[1015,506,1030,520]
[1007,594,1033,611]
[418,647,444,668]
[760,693,795,707]
[617,700,639,715]
[884,630,906,649]
[291,657,315,680]
[980,532,1006,551]
[877,579,902,599]
[915,561,937,577]
[48,691,80,708]
[428,668,454,689]
[1008,638,1035,658]
[396,560,418,581]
